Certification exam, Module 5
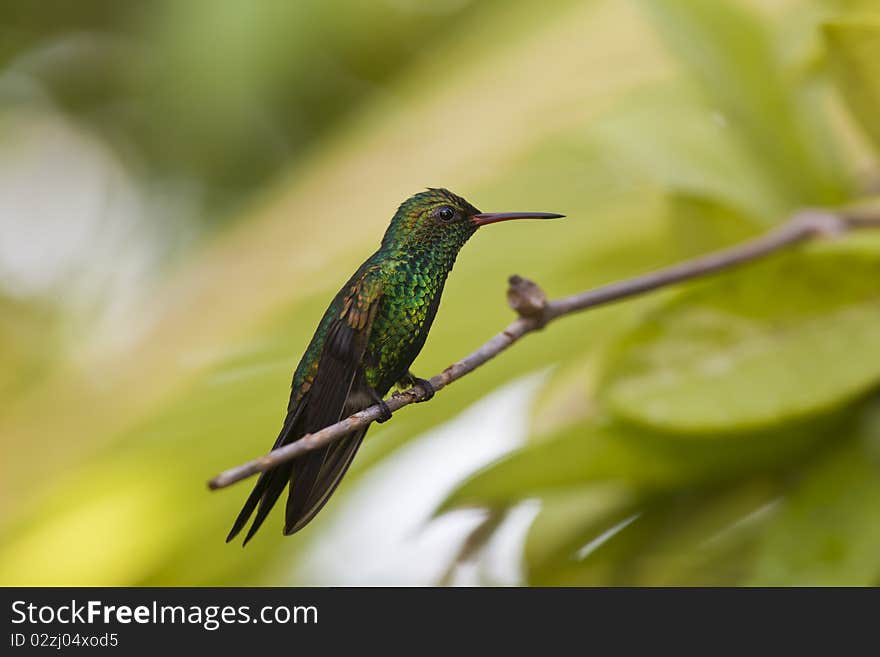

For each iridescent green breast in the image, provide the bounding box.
[363,255,450,394]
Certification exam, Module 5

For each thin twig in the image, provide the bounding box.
[208,208,880,491]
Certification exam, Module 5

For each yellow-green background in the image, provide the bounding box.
[2,0,880,586]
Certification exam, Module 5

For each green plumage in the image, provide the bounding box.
[227,188,559,544]
[293,188,480,399]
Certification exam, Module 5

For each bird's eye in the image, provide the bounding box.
[438,206,455,222]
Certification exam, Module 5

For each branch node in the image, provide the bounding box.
[507,274,548,327]
[792,209,847,239]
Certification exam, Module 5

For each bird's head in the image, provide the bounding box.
[382,188,563,256]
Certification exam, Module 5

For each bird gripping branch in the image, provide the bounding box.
[226,188,563,544]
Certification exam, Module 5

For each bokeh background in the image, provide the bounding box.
[2,0,880,586]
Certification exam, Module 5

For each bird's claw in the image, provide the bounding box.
[375,400,392,423]
[413,377,435,402]
[368,388,393,423]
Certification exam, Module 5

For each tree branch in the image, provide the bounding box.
[208,208,880,491]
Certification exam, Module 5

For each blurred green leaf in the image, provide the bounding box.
[591,86,790,224]
[635,0,850,208]
[663,194,763,257]
[524,486,636,586]
[440,417,826,511]
[749,405,880,585]
[824,16,880,153]
[440,424,655,511]
[528,482,779,586]
[603,249,880,433]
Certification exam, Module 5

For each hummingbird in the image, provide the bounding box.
[227,188,563,544]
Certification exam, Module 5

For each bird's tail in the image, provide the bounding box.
[283,426,367,535]
[226,465,292,545]
[226,407,301,545]
[225,407,368,544]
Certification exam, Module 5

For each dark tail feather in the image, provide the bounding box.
[225,469,269,543]
[283,427,367,535]
[241,463,293,545]
[226,406,302,545]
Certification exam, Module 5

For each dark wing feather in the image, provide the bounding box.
[283,281,382,535]
[284,374,371,535]
[226,268,383,544]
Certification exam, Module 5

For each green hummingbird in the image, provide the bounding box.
[227,188,563,544]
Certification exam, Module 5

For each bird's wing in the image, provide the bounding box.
[295,268,383,432]
[226,268,383,544]
[283,270,384,535]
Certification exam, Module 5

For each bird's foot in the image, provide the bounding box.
[369,390,392,423]
[375,400,392,423]
[411,375,435,402]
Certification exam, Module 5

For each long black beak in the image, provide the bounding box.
[470,211,565,227]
